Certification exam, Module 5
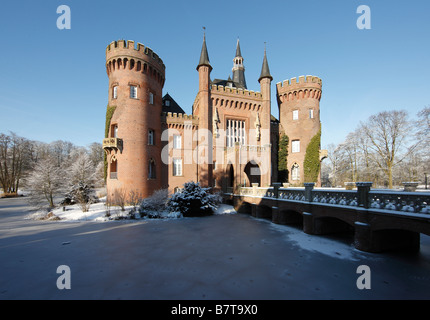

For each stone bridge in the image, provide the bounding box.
[224,182,430,253]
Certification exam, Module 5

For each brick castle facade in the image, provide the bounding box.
[103,36,325,199]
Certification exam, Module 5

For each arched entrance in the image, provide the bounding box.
[244,161,261,186]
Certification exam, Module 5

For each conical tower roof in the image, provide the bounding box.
[197,33,212,71]
[235,38,242,58]
[259,47,272,82]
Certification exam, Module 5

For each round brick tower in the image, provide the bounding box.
[104,40,165,200]
[276,76,322,184]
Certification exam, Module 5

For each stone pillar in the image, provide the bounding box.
[271,206,280,224]
[304,182,315,202]
[356,182,372,209]
[272,182,281,198]
[302,212,315,234]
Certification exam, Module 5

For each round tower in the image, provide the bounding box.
[103,40,165,200]
[276,75,322,184]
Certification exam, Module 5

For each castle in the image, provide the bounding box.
[102,35,325,200]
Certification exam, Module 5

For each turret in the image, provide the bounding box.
[195,33,213,187]
[232,39,247,89]
[103,40,165,200]
[276,75,322,185]
[258,47,273,186]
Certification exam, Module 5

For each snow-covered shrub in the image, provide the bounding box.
[166,181,221,217]
[138,188,170,218]
[61,182,98,212]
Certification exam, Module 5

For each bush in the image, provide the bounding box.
[138,188,170,218]
[166,182,221,217]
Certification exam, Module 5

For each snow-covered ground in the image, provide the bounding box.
[26,199,237,222]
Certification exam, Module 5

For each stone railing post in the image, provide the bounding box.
[356,182,373,209]
[272,182,281,199]
[304,183,315,202]
[252,183,258,196]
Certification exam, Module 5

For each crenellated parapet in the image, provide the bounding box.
[276,75,322,101]
[211,84,263,98]
[161,112,199,129]
[106,40,165,86]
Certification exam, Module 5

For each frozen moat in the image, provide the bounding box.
[1,197,430,300]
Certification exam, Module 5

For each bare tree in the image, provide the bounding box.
[25,156,65,209]
[359,110,418,189]
[0,132,31,195]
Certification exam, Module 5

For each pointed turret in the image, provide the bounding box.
[235,38,242,58]
[232,38,247,89]
[258,47,273,82]
[197,33,212,71]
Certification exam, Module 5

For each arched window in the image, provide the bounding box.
[291,163,300,181]
[148,159,156,179]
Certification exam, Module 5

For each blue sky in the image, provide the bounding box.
[0,0,429,149]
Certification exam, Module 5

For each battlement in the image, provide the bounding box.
[161,112,199,126]
[211,84,262,98]
[276,75,322,92]
[106,40,165,70]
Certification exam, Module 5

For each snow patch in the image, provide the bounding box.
[268,223,371,261]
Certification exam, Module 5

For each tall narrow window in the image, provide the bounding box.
[111,124,118,138]
[173,158,182,176]
[293,110,299,120]
[292,140,300,153]
[149,92,154,105]
[148,129,154,145]
[148,159,156,179]
[130,85,137,99]
[226,119,246,147]
[110,159,118,179]
[113,86,118,99]
[309,108,314,119]
[173,135,181,149]
[291,163,300,181]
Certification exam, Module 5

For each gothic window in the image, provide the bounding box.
[148,129,154,145]
[291,163,300,181]
[110,159,118,179]
[226,119,246,147]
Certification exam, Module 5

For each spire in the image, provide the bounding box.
[232,37,247,89]
[235,38,242,57]
[259,44,272,82]
[197,29,211,71]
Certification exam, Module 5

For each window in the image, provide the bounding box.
[110,159,117,179]
[148,159,156,179]
[173,158,182,176]
[292,140,300,153]
[148,129,154,145]
[111,124,118,138]
[130,85,137,99]
[149,92,154,105]
[173,135,181,149]
[309,108,314,119]
[226,119,246,147]
[293,110,299,120]
[113,86,118,99]
[291,163,300,181]
[165,100,170,107]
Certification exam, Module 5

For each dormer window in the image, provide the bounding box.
[165,100,170,107]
